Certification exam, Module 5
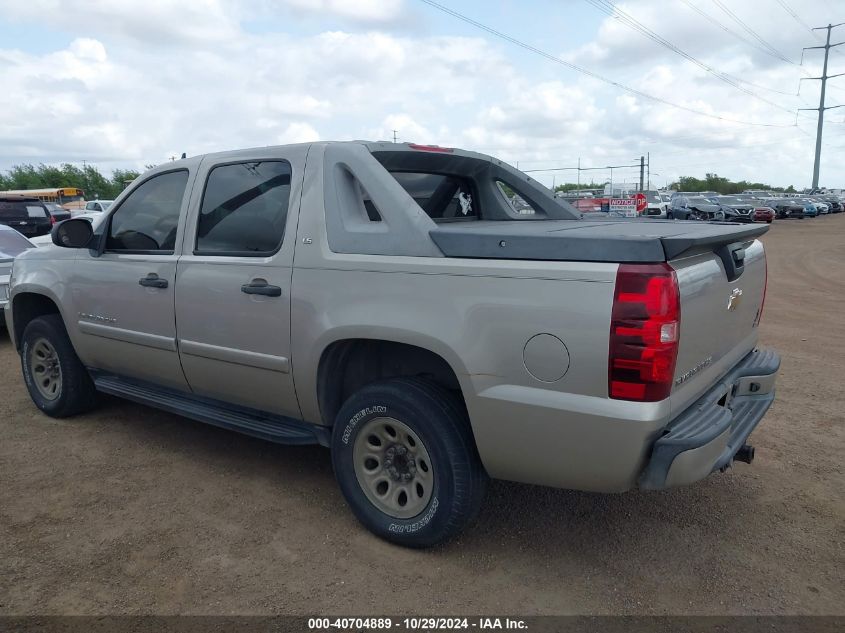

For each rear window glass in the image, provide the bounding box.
[390,172,477,221]
[1,200,45,218]
[0,229,36,256]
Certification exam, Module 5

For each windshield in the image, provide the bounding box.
[646,192,661,203]
[718,196,742,204]
[0,228,35,256]
[688,197,713,205]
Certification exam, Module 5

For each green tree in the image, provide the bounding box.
[0,163,143,199]
[554,181,606,193]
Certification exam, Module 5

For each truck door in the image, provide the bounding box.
[70,168,194,390]
[174,148,305,419]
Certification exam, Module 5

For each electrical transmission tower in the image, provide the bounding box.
[800,23,845,190]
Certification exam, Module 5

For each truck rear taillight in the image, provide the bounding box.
[608,263,680,402]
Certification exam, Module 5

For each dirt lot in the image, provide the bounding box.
[1,216,843,616]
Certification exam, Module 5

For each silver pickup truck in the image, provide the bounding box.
[4,142,780,547]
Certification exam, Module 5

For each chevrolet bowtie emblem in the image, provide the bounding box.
[727,287,743,311]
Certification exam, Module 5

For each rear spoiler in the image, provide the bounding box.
[659,223,768,259]
[429,220,769,264]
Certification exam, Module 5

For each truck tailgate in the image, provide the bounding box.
[669,237,767,412]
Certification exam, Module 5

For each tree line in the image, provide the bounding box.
[552,174,799,194]
[668,173,796,194]
[0,163,143,201]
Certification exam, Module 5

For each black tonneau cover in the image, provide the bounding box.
[429,219,769,263]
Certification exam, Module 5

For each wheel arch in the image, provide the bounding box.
[10,291,62,351]
[315,335,470,430]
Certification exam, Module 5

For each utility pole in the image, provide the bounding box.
[577,157,581,190]
[800,23,845,190]
[646,152,650,191]
[392,130,399,144]
[638,155,645,191]
[578,156,581,189]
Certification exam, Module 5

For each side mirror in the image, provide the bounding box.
[51,218,94,248]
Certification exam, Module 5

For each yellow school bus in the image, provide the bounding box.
[1,187,86,209]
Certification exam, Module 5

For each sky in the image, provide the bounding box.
[0,0,844,190]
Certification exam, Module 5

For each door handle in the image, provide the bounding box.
[139,273,168,289]
[241,279,282,297]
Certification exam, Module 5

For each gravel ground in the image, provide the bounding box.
[0,216,843,616]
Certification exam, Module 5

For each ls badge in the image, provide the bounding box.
[727,287,743,311]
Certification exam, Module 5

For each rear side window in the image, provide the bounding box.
[496,180,538,215]
[196,161,292,255]
[390,172,477,221]
[107,170,189,252]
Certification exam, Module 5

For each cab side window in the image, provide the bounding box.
[196,161,292,255]
[107,170,188,253]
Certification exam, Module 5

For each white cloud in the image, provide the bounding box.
[0,0,842,188]
[279,0,408,24]
[1,0,240,44]
[277,122,321,144]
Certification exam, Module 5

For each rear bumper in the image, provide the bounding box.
[639,348,780,490]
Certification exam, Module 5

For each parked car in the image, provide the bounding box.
[752,207,775,223]
[668,195,725,221]
[799,199,819,217]
[808,197,830,214]
[710,195,755,222]
[43,202,71,223]
[764,198,805,219]
[0,224,37,325]
[641,190,668,218]
[4,141,780,547]
[72,199,113,217]
[819,196,842,213]
[0,195,52,237]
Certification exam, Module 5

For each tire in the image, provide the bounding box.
[331,377,488,548]
[667,211,674,219]
[21,314,96,417]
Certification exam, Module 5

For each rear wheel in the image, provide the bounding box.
[331,377,487,548]
[21,315,96,417]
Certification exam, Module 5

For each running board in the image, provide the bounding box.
[93,374,327,446]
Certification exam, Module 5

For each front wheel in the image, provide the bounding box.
[331,377,487,548]
[21,315,97,417]
[667,211,674,219]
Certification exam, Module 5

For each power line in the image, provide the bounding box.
[678,0,797,65]
[416,0,798,128]
[583,0,799,102]
[774,0,814,33]
[777,0,845,61]
[710,0,796,64]
[523,163,639,173]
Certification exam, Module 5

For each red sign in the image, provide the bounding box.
[635,192,647,213]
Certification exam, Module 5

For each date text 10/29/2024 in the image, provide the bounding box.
[308,617,528,630]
